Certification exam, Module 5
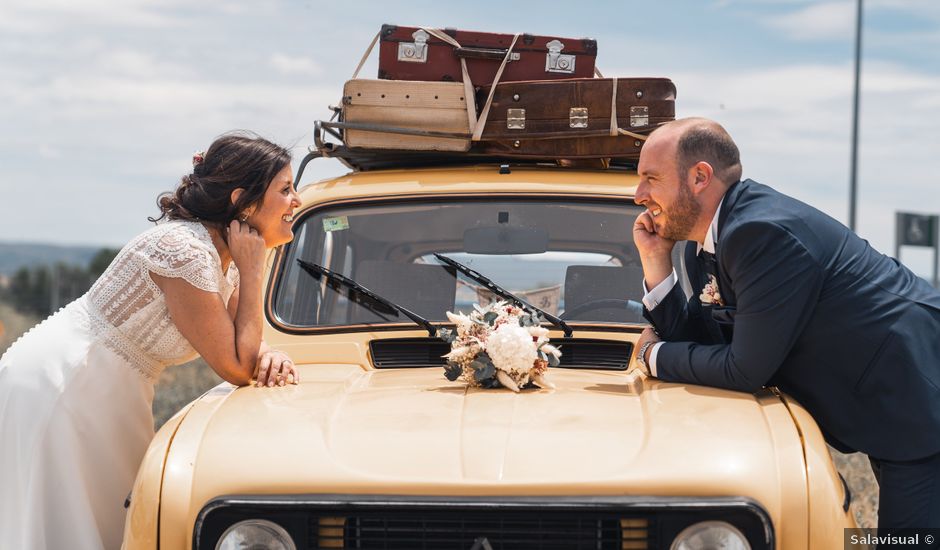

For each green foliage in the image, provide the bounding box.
[88,248,120,277]
[479,377,502,389]
[0,248,120,317]
[444,360,463,381]
[436,327,456,344]
[471,354,495,382]
[518,313,541,327]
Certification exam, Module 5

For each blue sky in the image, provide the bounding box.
[1,0,938,276]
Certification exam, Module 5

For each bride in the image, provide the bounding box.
[0,132,302,549]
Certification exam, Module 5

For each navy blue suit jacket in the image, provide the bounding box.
[645,179,940,460]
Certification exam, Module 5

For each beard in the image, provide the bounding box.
[659,183,701,241]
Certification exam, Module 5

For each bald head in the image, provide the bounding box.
[649,118,743,186]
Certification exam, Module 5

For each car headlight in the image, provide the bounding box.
[215,519,296,550]
[670,520,751,550]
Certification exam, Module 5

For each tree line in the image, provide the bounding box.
[1,248,119,318]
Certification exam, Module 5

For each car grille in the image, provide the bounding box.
[314,512,648,549]
[195,496,773,550]
[371,338,633,370]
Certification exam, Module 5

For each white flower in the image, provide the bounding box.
[446,311,474,332]
[540,343,561,359]
[699,274,725,306]
[443,346,472,361]
[486,323,538,374]
[527,325,550,344]
[496,371,521,392]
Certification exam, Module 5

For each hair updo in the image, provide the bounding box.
[150,132,292,227]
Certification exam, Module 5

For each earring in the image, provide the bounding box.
[239,212,249,222]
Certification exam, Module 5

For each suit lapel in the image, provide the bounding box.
[713,179,750,307]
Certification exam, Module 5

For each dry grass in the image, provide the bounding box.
[153,358,222,428]
[831,448,880,528]
[0,302,40,354]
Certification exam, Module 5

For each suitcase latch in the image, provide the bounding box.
[545,40,576,74]
[398,29,429,63]
[630,106,649,128]
[507,108,526,130]
[569,107,589,128]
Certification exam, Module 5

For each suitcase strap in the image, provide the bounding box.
[472,46,622,143]
[350,29,478,131]
[420,28,478,130]
[610,77,650,142]
[472,33,521,141]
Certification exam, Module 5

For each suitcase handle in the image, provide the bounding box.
[455,47,518,61]
[348,28,478,130]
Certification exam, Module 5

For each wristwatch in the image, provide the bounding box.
[636,341,656,376]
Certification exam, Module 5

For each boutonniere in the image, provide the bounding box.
[699,274,725,306]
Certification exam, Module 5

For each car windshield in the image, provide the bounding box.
[272,197,649,328]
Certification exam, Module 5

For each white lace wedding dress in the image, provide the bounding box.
[0,220,238,550]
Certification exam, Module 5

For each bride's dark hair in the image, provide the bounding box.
[150,131,292,227]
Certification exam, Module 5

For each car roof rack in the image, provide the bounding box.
[294,119,639,185]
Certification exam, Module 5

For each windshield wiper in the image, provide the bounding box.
[433,253,573,337]
[296,259,438,336]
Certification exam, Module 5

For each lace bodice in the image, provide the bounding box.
[83,220,239,380]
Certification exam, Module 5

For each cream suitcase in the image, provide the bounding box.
[341,79,472,152]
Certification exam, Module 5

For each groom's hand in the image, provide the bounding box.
[635,327,661,376]
[633,210,675,288]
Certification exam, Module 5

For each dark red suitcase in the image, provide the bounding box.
[378,24,598,86]
[473,77,676,160]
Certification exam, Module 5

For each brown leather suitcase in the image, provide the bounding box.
[378,24,598,85]
[473,77,676,159]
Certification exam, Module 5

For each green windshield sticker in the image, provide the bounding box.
[323,216,349,232]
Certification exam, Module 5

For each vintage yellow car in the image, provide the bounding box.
[122,158,856,549]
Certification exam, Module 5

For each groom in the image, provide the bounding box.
[632,117,940,528]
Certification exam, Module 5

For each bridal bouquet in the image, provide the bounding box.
[436,301,560,392]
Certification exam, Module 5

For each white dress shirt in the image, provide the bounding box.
[641,197,724,376]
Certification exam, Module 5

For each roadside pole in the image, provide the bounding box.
[896,212,939,288]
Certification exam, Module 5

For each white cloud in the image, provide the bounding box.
[0,0,937,274]
[93,49,195,80]
[861,60,940,93]
[712,0,819,6]
[869,0,940,19]
[270,53,323,76]
[38,144,61,159]
[0,0,185,33]
[763,0,856,41]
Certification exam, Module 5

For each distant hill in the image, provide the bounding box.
[0,241,108,275]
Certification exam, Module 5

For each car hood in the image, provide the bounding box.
[165,364,805,502]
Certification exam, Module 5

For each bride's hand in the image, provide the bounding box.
[228,219,266,275]
[255,349,300,387]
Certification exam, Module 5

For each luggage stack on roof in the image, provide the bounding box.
[310,24,677,172]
